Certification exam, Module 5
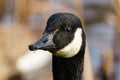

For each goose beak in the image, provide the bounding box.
[29,32,55,51]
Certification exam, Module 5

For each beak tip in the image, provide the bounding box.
[28,45,36,51]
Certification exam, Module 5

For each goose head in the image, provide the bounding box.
[29,13,85,58]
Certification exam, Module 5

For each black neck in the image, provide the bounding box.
[52,30,86,80]
[52,47,85,80]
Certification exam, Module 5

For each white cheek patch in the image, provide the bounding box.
[56,28,82,58]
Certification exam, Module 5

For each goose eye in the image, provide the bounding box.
[65,26,72,33]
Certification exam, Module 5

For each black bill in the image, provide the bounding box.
[29,32,56,52]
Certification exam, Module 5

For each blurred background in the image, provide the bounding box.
[0,0,120,80]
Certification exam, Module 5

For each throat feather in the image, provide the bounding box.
[55,28,82,58]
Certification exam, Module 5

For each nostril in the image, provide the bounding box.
[29,45,36,51]
[43,39,48,43]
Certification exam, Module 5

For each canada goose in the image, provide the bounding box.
[29,13,86,80]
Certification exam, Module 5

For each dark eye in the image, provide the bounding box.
[65,26,72,33]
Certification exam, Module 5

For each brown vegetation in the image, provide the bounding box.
[0,23,43,80]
